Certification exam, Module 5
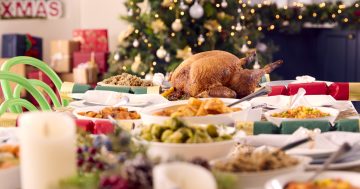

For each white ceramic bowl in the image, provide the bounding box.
[212,156,311,189]
[0,166,20,189]
[134,138,236,161]
[73,106,142,131]
[265,171,360,189]
[264,107,339,126]
[141,99,252,126]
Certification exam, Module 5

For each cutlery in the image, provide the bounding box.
[279,137,312,151]
[307,142,352,181]
[228,86,272,107]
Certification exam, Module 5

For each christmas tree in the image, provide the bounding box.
[107,0,360,77]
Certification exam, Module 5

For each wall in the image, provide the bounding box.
[80,0,128,52]
[0,0,82,63]
[0,0,128,63]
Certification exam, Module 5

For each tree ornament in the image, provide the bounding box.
[237,8,242,13]
[235,22,242,31]
[180,0,189,10]
[221,0,228,8]
[240,44,249,53]
[176,46,193,60]
[282,21,290,26]
[151,19,167,34]
[189,0,204,19]
[165,54,171,62]
[253,59,260,69]
[171,19,183,32]
[131,54,148,73]
[197,34,205,45]
[256,42,267,52]
[185,0,193,4]
[156,46,167,59]
[127,9,133,16]
[257,19,262,26]
[132,39,139,47]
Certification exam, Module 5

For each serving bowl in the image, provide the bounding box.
[265,171,360,189]
[73,106,142,131]
[134,138,236,161]
[212,156,311,189]
[264,107,339,126]
[140,99,252,126]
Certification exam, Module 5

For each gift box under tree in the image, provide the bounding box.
[1,34,42,60]
[73,52,109,74]
[72,29,108,52]
[50,40,80,73]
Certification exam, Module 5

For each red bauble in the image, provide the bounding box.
[354,10,360,17]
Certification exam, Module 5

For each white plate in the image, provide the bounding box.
[73,106,142,130]
[141,98,253,126]
[211,156,311,189]
[287,148,336,159]
[261,80,333,87]
[307,158,360,170]
[265,171,360,189]
[134,138,237,161]
[264,107,339,126]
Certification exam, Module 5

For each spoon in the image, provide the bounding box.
[289,88,306,109]
[228,86,272,107]
[307,142,352,181]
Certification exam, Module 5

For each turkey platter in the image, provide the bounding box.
[169,50,283,99]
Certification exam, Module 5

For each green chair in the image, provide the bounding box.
[0,56,67,116]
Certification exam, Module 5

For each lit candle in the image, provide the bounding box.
[18,112,76,189]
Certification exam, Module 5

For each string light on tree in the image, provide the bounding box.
[156,46,167,59]
[189,0,204,19]
[171,19,183,32]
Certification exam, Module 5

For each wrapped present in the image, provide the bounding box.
[0,58,26,97]
[72,29,108,52]
[73,54,99,84]
[1,34,42,60]
[26,70,53,86]
[73,51,108,73]
[50,40,80,73]
[59,73,74,82]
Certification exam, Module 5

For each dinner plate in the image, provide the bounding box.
[73,106,143,130]
[286,148,336,159]
[307,157,360,170]
[260,80,333,87]
[264,107,339,126]
[265,171,360,189]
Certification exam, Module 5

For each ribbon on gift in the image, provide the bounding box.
[24,34,40,58]
[269,82,360,101]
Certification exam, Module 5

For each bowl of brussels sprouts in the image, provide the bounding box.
[133,118,242,161]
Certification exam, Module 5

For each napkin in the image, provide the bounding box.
[153,162,217,189]
[292,75,316,84]
[0,127,18,145]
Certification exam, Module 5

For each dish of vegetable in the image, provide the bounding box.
[139,118,232,143]
[271,106,330,119]
[286,178,360,189]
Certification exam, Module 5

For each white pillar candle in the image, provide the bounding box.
[19,112,77,189]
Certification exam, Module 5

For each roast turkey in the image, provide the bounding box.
[169,50,283,98]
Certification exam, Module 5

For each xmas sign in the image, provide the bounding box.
[0,0,63,19]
